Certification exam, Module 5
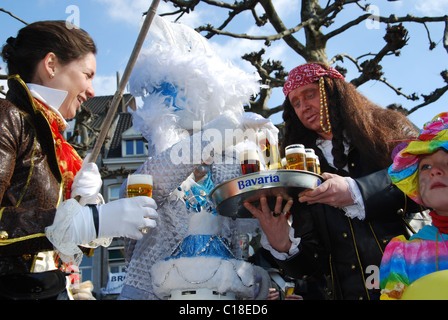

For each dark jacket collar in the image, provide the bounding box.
[5,75,62,182]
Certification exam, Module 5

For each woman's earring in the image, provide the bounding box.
[49,73,55,79]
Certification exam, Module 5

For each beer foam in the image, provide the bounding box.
[128,174,153,185]
[285,144,305,155]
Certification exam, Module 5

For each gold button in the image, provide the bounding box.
[351,264,356,270]
[396,208,404,215]
[342,233,348,238]
[0,231,8,240]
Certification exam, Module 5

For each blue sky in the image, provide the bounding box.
[1,0,447,128]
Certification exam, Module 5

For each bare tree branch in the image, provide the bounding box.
[196,19,313,43]
[258,0,310,59]
[378,78,419,101]
[444,18,448,53]
[151,1,448,117]
[120,1,448,120]
[408,70,448,114]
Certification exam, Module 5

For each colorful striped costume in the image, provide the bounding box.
[380,222,448,299]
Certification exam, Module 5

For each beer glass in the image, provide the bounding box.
[285,282,295,297]
[127,174,153,198]
[240,150,261,175]
[285,144,306,170]
[127,174,153,234]
[257,132,282,170]
[305,148,319,174]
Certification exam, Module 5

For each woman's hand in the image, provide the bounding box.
[243,195,293,253]
[298,172,354,208]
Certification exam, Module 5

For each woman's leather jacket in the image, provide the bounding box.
[0,76,62,274]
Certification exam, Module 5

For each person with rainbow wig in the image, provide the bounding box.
[380,112,448,299]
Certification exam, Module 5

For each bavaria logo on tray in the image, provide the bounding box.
[237,174,280,190]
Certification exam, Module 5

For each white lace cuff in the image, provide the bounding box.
[342,177,366,220]
[45,199,112,266]
[260,227,301,261]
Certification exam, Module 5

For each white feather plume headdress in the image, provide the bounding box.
[129,15,262,155]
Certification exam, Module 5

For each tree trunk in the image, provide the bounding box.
[301,0,328,63]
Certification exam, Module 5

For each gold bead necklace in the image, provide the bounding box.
[319,77,332,134]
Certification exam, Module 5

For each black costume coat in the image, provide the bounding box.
[274,146,420,300]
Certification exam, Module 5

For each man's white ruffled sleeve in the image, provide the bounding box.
[260,227,301,261]
[341,177,366,220]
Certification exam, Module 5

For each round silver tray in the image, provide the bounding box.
[209,170,323,218]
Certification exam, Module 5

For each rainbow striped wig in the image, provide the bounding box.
[388,112,448,205]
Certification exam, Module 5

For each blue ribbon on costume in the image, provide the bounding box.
[184,172,217,214]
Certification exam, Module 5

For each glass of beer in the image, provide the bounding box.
[257,132,282,170]
[315,156,321,175]
[240,150,261,175]
[127,174,153,198]
[285,144,306,170]
[305,148,319,174]
[127,174,153,234]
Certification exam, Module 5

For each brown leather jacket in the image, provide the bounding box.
[0,76,62,274]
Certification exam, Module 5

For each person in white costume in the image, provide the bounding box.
[118,15,278,300]
[151,210,272,300]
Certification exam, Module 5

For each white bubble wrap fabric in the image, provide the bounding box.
[118,138,260,300]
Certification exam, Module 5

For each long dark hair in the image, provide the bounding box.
[282,63,418,171]
[2,20,97,83]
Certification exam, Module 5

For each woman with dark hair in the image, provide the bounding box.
[0,21,157,299]
[245,62,424,300]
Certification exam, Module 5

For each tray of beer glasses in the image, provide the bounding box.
[209,169,323,219]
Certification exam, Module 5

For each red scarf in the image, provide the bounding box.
[34,98,82,200]
[429,211,448,235]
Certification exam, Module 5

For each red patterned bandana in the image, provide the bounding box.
[283,63,345,97]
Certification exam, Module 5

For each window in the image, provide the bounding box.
[79,255,94,282]
[108,185,121,201]
[121,126,148,157]
[108,246,125,274]
[136,139,144,154]
[124,139,146,156]
[104,246,127,296]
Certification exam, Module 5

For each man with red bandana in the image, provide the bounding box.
[244,62,425,300]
